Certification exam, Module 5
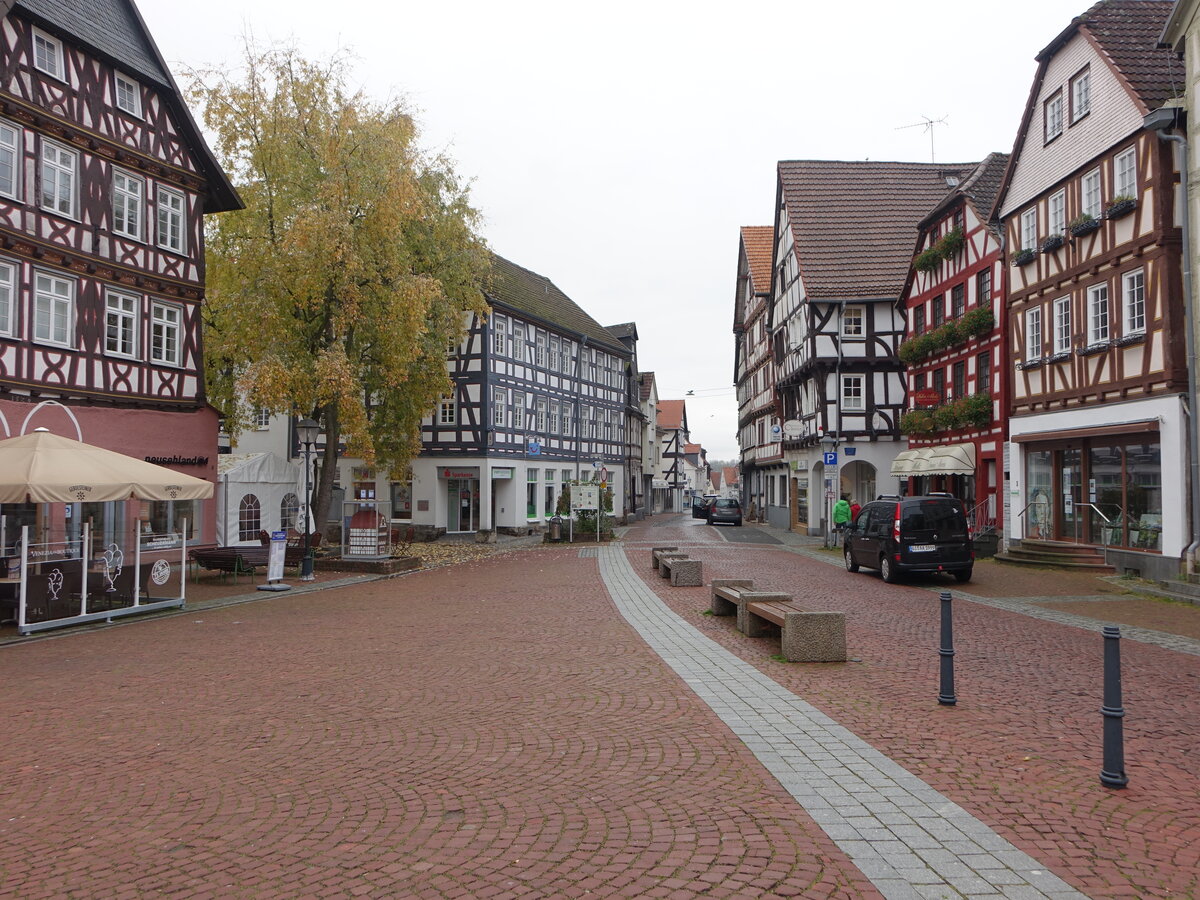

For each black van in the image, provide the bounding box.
[843,494,973,583]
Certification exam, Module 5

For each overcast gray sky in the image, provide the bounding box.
[139,0,1096,460]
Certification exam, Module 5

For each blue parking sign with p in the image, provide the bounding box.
[823,451,838,465]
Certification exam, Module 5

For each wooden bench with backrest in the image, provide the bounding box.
[743,597,847,663]
[190,547,269,582]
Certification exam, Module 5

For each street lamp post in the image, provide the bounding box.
[820,433,837,549]
[296,417,319,582]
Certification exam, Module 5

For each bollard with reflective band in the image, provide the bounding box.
[938,591,957,706]
[1100,625,1128,788]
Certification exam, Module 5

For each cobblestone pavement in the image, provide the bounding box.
[1,516,1197,898]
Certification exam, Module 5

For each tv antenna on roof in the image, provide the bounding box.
[897,115,949,162]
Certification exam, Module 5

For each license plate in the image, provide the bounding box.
[909,544,935,552]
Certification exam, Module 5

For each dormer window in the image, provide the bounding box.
[32,28,63,80]
[115,72,142,118]
[1070,68,1091,124]
[1044,90,1064,143]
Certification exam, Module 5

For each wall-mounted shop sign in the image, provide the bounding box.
[441,467,480,479]
[145,455,209,466]
[492,468,514,479]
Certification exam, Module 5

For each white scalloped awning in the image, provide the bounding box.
[891,443,976,476]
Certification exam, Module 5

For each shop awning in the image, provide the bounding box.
[890,443,976,476]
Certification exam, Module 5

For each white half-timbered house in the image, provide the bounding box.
[655,398,689,513]
[995,0,1184,579]
[640,371,664,513]
[734,225,787,526]
[0,0,241,559]
[767,160,973,536]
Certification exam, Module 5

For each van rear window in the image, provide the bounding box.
[901,500,967,537]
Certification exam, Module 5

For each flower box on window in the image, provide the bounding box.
[1076,341,1111,356]
[1104,196,1137,220]
[914,247,942,273]
[1069,214,1101,237]
[1011,248,1037,267]
[1018,357,1044,370]
[1040,234,1064,253]
[1115,331,1146,347]
[1047,350,1072,364]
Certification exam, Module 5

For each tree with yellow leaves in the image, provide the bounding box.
[189,44,490,533]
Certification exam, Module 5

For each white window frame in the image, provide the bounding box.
[112,168,144,241]
[253,407,271,429]
[1026,307,1042,361]
[492,319,506,356]
[535,397,547,433]
[0,258,15,337]
[513,392,525,430]
[438,394,457,426]
[32,27,63,80]
[39,140,77,218]
[512,324,525,362]
[549,336,559,371]
[549,400,560,434]
[841,374,864,411]
[104,289,139,358]
[34,270,74,347]
[1114,148,1137,199]
[1082,169,1102,219]
[842,305,865,338]
[150,300,182,366]
[1049,190,1066,235]
[1087,284,1110,345]
[1053,296,1071,354]
[155,185,186,254]
[0,120,20,200]
[493,388,506,427]
[114,72,142,118]
[1123,269,1145,335]
[1020,208,1037,251]
[1044,91,1064,143]
[1071,68,1091,124]
[535,333,547,368]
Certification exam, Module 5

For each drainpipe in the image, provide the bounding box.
[1146,107,1198,574]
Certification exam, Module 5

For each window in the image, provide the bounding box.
[563,401,573,436]
[493,388,506,427]
[253,407,271,429]
[932,368,945,401]
[913,304,926,335]
[104,289,138,357]
[150,301,181,365]
[1087,284,1109,345]
[0,260,14,336]
[915,372,926,391]
[841,374,864,411]
[438,394,457,425]
[512,325,525,362]
[1026,307,1042,360]
[34,270,73,346]
[952,361,966,399]
[1054,296,1071,353]
[535,333,546,368]
[977,269,991,304]
[280,493,300,531]
[1020,208,1037,251]
[238,495,261,542]
[156,185,186,253]
[1115,148,1136,199]
[40,141,77,217]
[1044,91,1064,143]
[527,469,538,518]
[953,209,964,231]
[114,72,142,117]
[951,284,964,318]
[1049,190,1066,235]
[549,336,559,371]
[0,120,19,198]
[932,294,944,327]
[1123,269,1145,334]
[976,352,991,393]
[513,392,525,430]
[1070,68,1091,123]
[535,397,547,433]
[549,400,559,434]
[1082,169,1102,218]
[493,318,506,355]
[32,28,63,80]
[112,168,143,240]
[842,305,864,337]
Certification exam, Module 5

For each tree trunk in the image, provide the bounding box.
[311,402,341,543]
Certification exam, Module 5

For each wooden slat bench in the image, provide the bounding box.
[744,598,847,663]
[189,547,269,583]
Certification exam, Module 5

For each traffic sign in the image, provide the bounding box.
[599,466,609,482]
[823,451,838,465]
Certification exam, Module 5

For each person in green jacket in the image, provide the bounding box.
[833,494,852,545]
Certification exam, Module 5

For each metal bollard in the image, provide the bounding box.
[938,590,956,706]
[1099,625,1128,788]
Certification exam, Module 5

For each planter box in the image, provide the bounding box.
[1069,218,1101,237]
[1011,249,1036,267]
[1040,234,1064,253]
[1105,198,1137,220]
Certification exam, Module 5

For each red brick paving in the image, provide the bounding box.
[632,517,1200,899]
[0,543,879,899]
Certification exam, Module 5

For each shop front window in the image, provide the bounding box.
[145,499,198,547]
[1088,446,1125,545]
[1025,449,1053,540]
[391,481,412,521]
[1127,442,1162,550]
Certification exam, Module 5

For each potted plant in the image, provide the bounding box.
[1011,247,1036,266]
[1069,213,1101,237]
[960,306,995,339]
[1040,233,1064,253]
[900,409,935,435]
[914,247,942,272]
[937,226,965,259]
[1105,194,1137,219]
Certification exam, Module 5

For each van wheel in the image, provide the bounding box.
[954,567,973,583]
[844,548,859,573]
[880,555,899,584]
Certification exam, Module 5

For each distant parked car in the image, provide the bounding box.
[706,498,743,526]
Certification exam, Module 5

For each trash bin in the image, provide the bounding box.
[549,516,563,542]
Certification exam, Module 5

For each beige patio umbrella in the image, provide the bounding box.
[0,429,214,503]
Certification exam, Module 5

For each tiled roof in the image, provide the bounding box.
[740,226,774,294]
[639,371,655,402]
[779,160,974,301]
[723,466,739,484]
[1054,0,1183,112]
[920,153,1011,228]
[606,322,637,341]
[486,255,629,356]
[684,443,702,454]
[658,399,685,430]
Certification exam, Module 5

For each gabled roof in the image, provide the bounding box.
[778,160,974,301]
[606,322,638,341]
[723,466,739,485]
[919,153,1011,229]
[8,0,242,213]
[486,255,629,356]
[657,399,685,430]
[740,226,774,294]
[640,371,656,402]
[684,442,702,454]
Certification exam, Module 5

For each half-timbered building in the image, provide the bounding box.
[734,225,787,527]
[0,0,240,556]
[768,159,973,536]
[640,371,665,513]
[606,321,648,520]
[995,0,1184,578]
[895,153,1009,536]
[655,398,689,513]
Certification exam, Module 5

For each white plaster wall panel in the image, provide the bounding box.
[1001,32,1145,218]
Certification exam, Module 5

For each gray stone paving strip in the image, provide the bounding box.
[599,545,1090,900]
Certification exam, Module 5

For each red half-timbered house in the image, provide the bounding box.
[995,0,1183,578]
[0,0,240,556]
[896,153,1009,537]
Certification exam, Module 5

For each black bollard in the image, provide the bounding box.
[938,590,957,706]
[1100,625,1128,788]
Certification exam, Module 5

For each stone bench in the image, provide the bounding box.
[660,555,703,586]
[744,597,847,663]
[651,546,680,570]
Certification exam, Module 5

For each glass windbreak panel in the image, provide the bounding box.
[142,500,197,548]
[1088,446,1125,545]
[1059,448,1082,541]
[1025,449,1053,540]
[1127,441,1162,551]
